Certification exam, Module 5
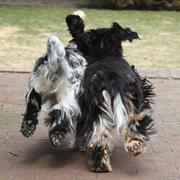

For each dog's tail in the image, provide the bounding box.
[66,15,85,41]
[73,10,86,21]
[46,35,66,67]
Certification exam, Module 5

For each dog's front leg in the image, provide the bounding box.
[20,88,42,138]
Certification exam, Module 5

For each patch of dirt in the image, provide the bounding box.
[159,32,173,36]
[0,26,21,38]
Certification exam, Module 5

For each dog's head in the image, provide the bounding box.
[66,15,139,56]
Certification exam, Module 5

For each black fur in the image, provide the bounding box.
[66,15,85,41]
[66,15,155,172]
[20,88,41,138]
[48,109,71,146]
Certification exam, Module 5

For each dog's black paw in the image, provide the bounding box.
[49,131,65,147]
[20,119,38,138]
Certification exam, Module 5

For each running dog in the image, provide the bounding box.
[20,35,87,147]
[66,14,155,172]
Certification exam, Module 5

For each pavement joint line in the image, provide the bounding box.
[167,71,172,79]
[143,69,148,77]
[10,67,14,72]
[154,70,160,79]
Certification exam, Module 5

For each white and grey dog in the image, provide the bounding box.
[20,35,87,146]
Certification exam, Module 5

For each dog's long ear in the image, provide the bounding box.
[111,22,140,43]
[66,15,85,41]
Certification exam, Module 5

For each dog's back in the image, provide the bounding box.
[66,14,155,172]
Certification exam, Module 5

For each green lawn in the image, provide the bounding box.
[0,5,179,70]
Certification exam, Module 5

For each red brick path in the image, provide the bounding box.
[0,71,180,180]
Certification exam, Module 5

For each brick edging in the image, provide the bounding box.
[0,67,32,73]
[137,69,180,79]
[0,67,180,79]
[0,96,24,105]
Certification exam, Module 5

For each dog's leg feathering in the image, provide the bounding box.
[123,93,155,156]
[88,129,114,172]
[47,108,71,147]
[20,88,42,137]
[85,107,114,172]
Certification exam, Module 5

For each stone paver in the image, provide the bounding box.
[0,72,180,179]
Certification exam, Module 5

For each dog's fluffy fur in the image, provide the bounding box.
[20,35,87,146]
[20,15,155,173]
[66,15,155,172]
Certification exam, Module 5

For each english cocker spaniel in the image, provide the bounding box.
[20,35,87,147]
[66,14,155,172]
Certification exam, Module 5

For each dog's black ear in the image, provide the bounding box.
[111,22,140,43]
[66,15,85,41]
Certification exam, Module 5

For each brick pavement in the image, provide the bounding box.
[0,71,180,180]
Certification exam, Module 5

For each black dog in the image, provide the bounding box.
[66,15,155,172]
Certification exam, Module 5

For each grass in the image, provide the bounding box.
[0,5,180,70]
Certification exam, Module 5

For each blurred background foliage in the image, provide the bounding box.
[78,0,180,10]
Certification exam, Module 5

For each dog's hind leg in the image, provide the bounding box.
[87,124,114,172]
[20,88,42,137]
[84,108,114,172]
[123,93,154,156]
[124,113,154,156]
[48,108,71,147]
[81,90,116,172]
[124,135,144,156]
